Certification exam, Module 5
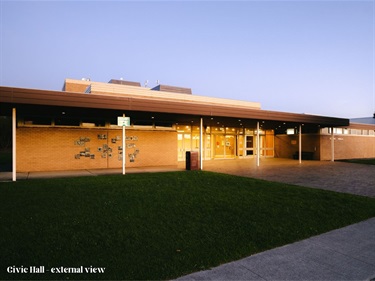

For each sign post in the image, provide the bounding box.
[117,116,130,175]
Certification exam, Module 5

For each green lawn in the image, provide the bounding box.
[1,171,374,280]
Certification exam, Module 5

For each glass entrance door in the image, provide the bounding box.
[213,135,236,158]
[225,135,235,158]
[245,135,254,156]
[214,135,225,158]
[177,133,191,161]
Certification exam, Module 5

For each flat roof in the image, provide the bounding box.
[64,78,262,110]
[0,85,349,130]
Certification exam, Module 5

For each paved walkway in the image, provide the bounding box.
[176,217,375,281]
[0,165,183,181]
[1,158,374,198]
[203,158,375,198]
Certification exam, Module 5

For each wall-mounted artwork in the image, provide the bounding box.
[74,136,90,146]
[125,136,138,141]
[129,154,135,162]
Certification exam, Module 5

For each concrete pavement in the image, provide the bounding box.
[176,217,375,281]
[203,158,375,198]
[2,159,374,198]
[0,165,184,181]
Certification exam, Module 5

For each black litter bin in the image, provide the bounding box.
[186,151,199,170]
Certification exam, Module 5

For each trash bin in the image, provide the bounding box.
[186,151,199,170]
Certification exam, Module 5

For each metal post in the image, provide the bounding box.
[200,117,203,170]
[331,127,335,162]
[243,128,246,158]
[122,113,126,175]
[256,121,260,167]
[299,125,302,164]
[12,108,16,181]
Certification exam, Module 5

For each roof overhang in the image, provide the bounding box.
[0,86,349,130]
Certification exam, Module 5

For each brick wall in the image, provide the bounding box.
[274,134,320,159]
[16,127,177,172]
[320,135,375,160]
[63,79,90,92]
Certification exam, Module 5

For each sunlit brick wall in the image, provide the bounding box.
[16,127,177,172]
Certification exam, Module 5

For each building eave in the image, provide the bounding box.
[0,86,349,128]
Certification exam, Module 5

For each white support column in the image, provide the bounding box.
[199,117,203,170]
[256,121,260,167]
[331,127,335,162]
[299,125,302,164]
[12,108,16,182]
[243,128,246,158]
[122,113,126,175]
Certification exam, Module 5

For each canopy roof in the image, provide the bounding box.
[0,84,349,133]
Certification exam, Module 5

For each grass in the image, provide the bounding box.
[338,158,375,165]
[1,171,374,280]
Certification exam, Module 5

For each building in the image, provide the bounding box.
[0,78,374,174]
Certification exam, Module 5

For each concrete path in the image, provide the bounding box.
[0,165,183,181]
[203,158,375,198]
[2,159,374,199]
[176,217,375,281]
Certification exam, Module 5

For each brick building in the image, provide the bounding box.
[0,78,374,173]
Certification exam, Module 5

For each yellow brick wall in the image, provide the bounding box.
[16,127,177,172]
[63,79,91,92]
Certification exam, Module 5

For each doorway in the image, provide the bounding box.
[213,135,236,158]
[177,133,191,161]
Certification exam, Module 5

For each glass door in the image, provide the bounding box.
[225,135,236,158]
[245,135,254,156]
[214,135,225,158]
[213,135,236,158]
[177,133,191,161]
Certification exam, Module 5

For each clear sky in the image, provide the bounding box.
[1,0,374,119]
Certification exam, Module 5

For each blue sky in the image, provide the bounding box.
[1,0,374,118]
